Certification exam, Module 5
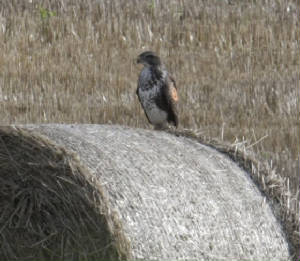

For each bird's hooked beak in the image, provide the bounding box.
[136,57,141,64]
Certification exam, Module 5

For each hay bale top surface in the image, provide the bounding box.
[21,124,290,260]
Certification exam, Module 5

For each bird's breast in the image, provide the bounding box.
[138,67,166,90]
[138,86,167,125]
[137,66,169,125]
[138,84,160,106]
[139,67,151,82]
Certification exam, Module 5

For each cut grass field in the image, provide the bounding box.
[0,0,299,255]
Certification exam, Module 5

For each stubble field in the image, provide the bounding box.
[0,0,299,254]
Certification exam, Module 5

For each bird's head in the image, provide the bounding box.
[137,51,161,67]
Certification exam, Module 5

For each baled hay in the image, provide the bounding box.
[0,125,290,260]
[167,128,299,260]
[0,126,130,261]
[3,123,290,261]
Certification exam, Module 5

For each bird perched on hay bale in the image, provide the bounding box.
[136,51,179,130]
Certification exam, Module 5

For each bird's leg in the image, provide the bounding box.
[154,124,168,131]
[154,124,163,131]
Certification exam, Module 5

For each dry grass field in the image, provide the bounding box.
[0,0,299,253]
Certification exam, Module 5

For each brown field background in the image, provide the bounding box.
[0,0,299,228]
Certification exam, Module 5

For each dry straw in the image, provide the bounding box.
[0,126,130,260]
[168,127,300,260]
[0,124,295,260]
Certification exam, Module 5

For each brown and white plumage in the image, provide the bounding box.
[136,51,179,129]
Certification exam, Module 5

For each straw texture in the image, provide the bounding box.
[0,124,291,260]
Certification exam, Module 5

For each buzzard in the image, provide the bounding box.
[136,51,179,130]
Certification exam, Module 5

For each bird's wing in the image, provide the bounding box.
[163,74,179,127]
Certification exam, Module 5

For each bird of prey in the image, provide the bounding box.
[136,51,179,130]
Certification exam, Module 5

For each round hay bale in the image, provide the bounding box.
[0,124,291,261]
